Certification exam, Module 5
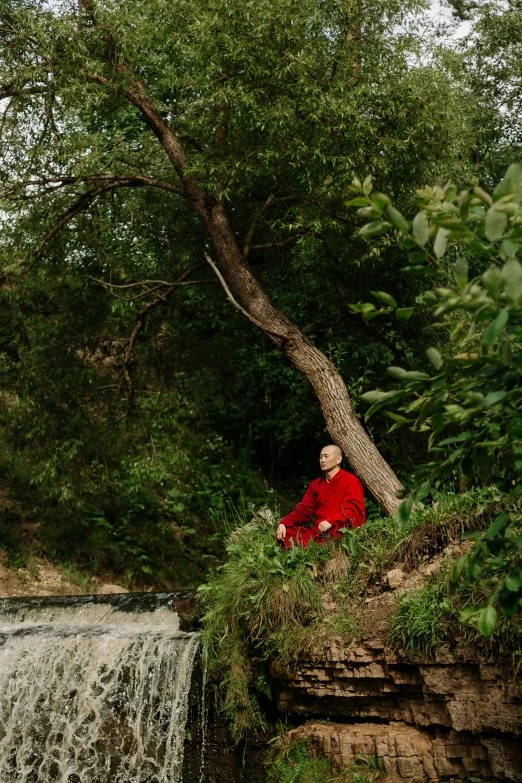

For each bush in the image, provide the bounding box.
[352,164,522,632]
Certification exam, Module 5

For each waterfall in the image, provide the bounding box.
[0,594,200,782]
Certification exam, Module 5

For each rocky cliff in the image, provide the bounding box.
[274,636,522,781]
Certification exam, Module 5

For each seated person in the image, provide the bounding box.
[276,444,366,548]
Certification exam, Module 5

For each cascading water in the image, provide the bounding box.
[0,594,200,783]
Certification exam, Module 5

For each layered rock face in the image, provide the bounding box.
[275,637,522,781]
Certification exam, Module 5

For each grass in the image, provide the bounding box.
[198,507,330,739]
[198,488,521,740]
[266,736,384,783]
[387,578,452,655]
[388,566,522,659]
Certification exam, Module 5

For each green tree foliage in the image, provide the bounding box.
[0,0,516,575]
[353,164,522,634]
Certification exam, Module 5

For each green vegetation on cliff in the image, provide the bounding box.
[266,736,383,783]
[199,489,522,740]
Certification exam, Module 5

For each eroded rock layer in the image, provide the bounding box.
[275,637,522,780]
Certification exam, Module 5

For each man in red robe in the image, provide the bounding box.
[276,444,366,547]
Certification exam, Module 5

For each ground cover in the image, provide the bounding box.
[198,489,522,740]
[266,735,383,783]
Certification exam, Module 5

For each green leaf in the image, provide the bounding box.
[502,163,522,188]
[484,512,510,540]
[426,347,443,370]
[361,390,389,403]
[386,206,410,233]
[444,183,457,202]
[503,259,522,304]
[434,228,450,259]
[505,564,522,592]
[412,211,430,246]
[371,291,397,308]
[415,480,431,501]
[483,391,507,407]
[499,586,522,618]
[482,267,504,301]
[402,370,430,381]
[477,605,497,637]
[388,412,410,423]
[485,206,507,241]
[346,197,371,207]
[483,309,509,346]
[466,553,483,581]
[358,221,392,238]
[362,175,373,196]
[493,174,518,202]
[453,257,468,286]
[396,308,414,321]
[459,605,480,622]
[458,190,471,221]
[449,555,467,592]
[357,206,380,218]
[371,193,391,210]
[397,496,413,527]
[387,366,407,378]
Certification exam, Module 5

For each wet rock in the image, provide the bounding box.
[98,584,129,594]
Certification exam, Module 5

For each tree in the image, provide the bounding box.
[353,164,522,632]
[0,0,478,511]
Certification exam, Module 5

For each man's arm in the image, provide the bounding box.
[339,474,366,529]
[276,483,317,541]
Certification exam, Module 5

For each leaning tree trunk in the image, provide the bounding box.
[202,202,403,514]
[94,68,404,513]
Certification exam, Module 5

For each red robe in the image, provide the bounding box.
[280,468,365,548]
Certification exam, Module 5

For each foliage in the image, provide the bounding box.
[0,0,495,518]
[0,380,272,585]
[198,508,328,739]
[266,736,384,783]
[352,165,522,634]
[389,565,522,658]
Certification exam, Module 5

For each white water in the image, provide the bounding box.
[0,599,200,782]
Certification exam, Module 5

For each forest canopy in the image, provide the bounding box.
[0,0,521,586]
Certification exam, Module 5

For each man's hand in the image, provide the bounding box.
[318,520,332,533]
[276,524,286,541]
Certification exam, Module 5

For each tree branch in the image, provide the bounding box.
[251,232,309,251]
[243,194,274,259]
[243,194,319,259]
[0,84,50,101]
[119,263,204,408]
[204,253,288,341]
[3,173,183,199]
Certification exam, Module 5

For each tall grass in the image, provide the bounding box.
[388,568,522,658]
[198,509,329,739]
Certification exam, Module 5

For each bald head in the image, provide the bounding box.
[324,444,342,458]
[319,444,342,477]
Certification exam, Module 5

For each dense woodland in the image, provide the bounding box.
[0,0,521,596]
